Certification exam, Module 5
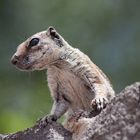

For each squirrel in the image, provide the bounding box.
[11,26,115,129]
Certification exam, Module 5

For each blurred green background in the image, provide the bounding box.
[0,0,140,133]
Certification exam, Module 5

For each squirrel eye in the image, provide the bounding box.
[28,38,39,48]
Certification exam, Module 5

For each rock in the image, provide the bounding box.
[72,82,140,140]
[0,82,140,140]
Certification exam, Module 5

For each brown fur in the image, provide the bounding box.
[11,27,115,130]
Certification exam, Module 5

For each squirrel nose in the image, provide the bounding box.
[11,55,19,65]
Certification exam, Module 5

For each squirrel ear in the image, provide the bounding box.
[47,26,60,39]
[46,26,64,47]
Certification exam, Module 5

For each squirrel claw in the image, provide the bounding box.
[91,97,108,111]
[39,115,57,128]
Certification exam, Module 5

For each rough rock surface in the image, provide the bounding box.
[0,121,72,140]
[0,82,140,140]
[72,82,140,140]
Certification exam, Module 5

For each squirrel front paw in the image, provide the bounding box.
[91,97,108,111]
[39,114,57,127]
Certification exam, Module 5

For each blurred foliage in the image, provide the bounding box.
[0,0,140,133]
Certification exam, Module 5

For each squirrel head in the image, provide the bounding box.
[11,26,67,71]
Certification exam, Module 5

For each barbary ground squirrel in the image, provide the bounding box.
[11,27,115,129]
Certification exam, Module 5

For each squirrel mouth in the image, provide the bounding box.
[11,55,35,71]
[16,64,32,71]
[14,61,35,71]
